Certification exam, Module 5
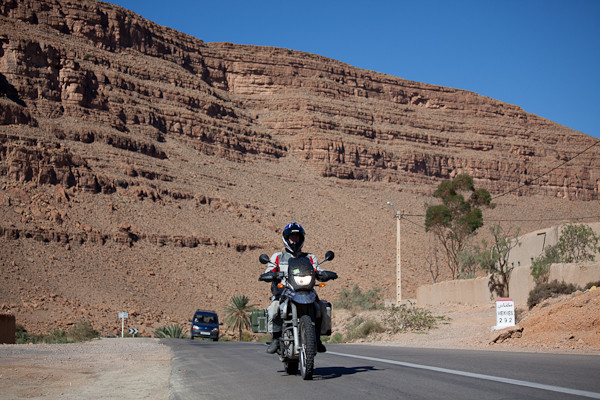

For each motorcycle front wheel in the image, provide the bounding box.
[299,314,316,380]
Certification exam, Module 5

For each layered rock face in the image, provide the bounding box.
[1,0,598,200]
[0,0,599,337]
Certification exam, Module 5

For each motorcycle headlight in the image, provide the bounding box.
[294,275,313,286]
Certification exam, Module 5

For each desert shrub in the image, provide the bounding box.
[15,320,98,344]
[334,284,383,310]
[326,332,344,343]
[68,319,99,342]
[45,329,70,344]
[584,281,600,290]
[15,324,39,344]
[345,317,385,340]
[256,334,271,343]
[383,301,437,333]
[15,324,27,343]
[154,324,186,338]
[527,280,580,310]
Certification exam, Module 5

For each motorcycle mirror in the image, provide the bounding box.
[324,250,334,261]
[259,254,270,264]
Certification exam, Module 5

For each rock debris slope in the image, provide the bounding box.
[0,0,599,336]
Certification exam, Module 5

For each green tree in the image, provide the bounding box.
[224,295,256,341]
[557,223,599,263]
[425,174,494,279]
[530,244,560,284]
[425,235,442,283]
[530,224,599,284]
[457,246,479,279]
[476,225,521,298]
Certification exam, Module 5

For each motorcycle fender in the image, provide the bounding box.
[289,290,317,304]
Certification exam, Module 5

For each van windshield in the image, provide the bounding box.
[194,314,217,324]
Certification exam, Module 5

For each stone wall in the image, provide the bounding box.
[507,222,600,270]
[417,262,600,306]
[415,276,491,305]
[418,223,600,306]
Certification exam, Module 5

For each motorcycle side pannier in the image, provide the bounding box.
[250,309,267,333]
[320,301,332,336]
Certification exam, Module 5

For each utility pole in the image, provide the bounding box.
[387,202,402,304]
[395,211,403,304]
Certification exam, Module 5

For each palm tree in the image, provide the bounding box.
[224,295,256,341]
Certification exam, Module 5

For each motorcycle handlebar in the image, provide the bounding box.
[258,271,284,282]
[259,270,338,282]
[317,270,338,282]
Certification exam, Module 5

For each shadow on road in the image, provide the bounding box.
[312,365,381,380]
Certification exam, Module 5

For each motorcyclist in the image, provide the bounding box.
[264,222,327,354]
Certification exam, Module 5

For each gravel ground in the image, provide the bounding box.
[0,338,170,399]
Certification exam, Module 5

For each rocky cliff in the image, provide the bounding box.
[2,0,598,200]
[0,0,599,337]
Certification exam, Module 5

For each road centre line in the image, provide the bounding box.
[327,351,600,399]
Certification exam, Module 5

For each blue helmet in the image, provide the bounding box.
[282,222,305,254]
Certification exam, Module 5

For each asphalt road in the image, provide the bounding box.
[164,339,600,400]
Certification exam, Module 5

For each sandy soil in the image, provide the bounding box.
[1,290,598,399]
[0,338,170,400]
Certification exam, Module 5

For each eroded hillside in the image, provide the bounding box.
[0,0,599,336]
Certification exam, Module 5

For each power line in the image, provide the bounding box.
[488,215,600,222]
[397,214,600,230]
[399,215,426,230]
[492,140,600,200]
[392,137,600,228]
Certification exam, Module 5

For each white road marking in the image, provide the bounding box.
[328,351,600,399]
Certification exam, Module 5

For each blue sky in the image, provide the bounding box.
[106,0,600,140]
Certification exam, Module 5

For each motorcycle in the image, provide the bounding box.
[259,251,338,380]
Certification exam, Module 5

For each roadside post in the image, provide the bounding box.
[495,298,515,330]
[118,312,129,338]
